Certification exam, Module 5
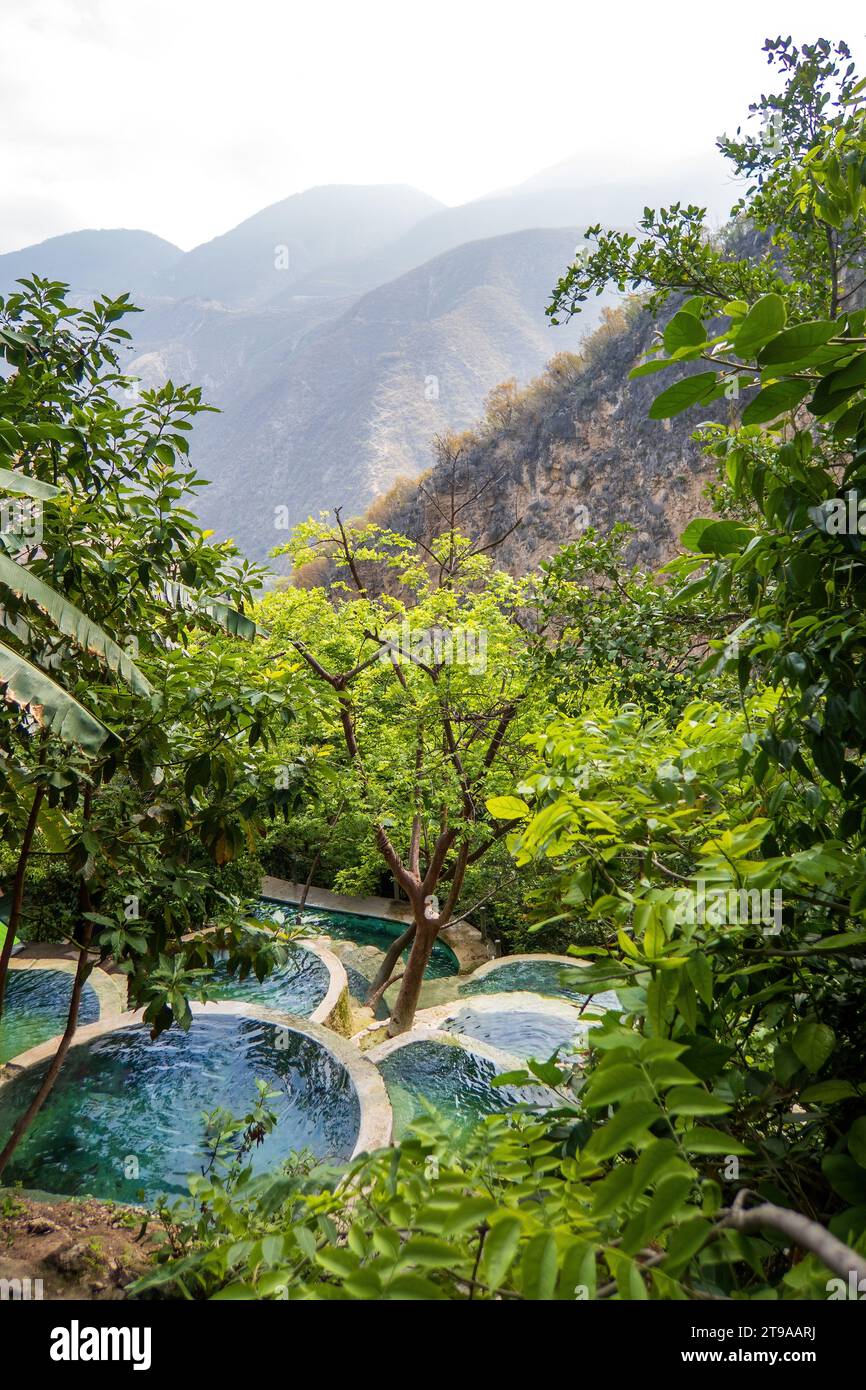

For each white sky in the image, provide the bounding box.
[2,0,864,253]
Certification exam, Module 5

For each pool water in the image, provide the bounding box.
[0,968,100,1064]
[206,945,330,1017]
[461,959,620,1011]
[376,1039,553,1140]
[441,999,590,1060]
[0,1013,360,1203]
[256,899,459,999]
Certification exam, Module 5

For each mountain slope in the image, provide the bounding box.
[151,184,444,309]
[368,300,730,575]
[0,229,181,299]
[162,227,608,561]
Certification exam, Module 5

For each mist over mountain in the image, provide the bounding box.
[150,184,444,309]
[0,228,181,300]
[1,165,725,566]
[167,227,602,560]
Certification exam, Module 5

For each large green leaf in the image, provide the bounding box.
[0,554,152,696]
[161,580,265,641]
[733,294,787,358]
[663,311,706,355]
[757,320,837,366]
[0,469,61,501]
[0,641,115,752]
[741,378,812,425]
[648,372,719,420]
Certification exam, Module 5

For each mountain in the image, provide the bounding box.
[2,169,730,568]
[363,300,730,577]
[150,184,444,309]
[301,165,736,297]
[0,229,181,300]
[137,227,607,561]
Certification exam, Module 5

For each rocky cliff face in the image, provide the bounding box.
[369,300,730,575]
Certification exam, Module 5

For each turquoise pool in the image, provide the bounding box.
[376,1039,552,1140]
[0,1013,360,1203]
[206,944,331,1016]
[0,967,100,1065]
[255,899,459,1002]
[461,958,620,1011]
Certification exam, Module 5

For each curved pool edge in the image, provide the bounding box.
[367,1024,526,1075]
[302,939,353,1035]
[0,1000,393,1161]
[260,876,492,975]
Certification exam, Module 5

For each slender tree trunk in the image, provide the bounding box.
[0,921,94,1178]
[0,783,45,1020]
[365,922,416,1005]
[387,915,438,1036]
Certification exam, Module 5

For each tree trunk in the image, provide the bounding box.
[386,917,438,1036]
[365,922,416,1006]
[0,921,93,1179]
[0,783,45,1020]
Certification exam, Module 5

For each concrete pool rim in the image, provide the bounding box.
[0,1000,393,1160]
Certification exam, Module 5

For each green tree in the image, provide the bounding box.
[0,278,296,1175]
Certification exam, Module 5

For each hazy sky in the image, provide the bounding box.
[2,0,864,254]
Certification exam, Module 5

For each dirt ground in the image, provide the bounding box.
[0,1191,159,1300]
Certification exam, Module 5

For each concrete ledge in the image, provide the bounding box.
[299,939,351,1035]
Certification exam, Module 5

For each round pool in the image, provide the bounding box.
[460,956,620,1011]
[440,994,593,1060]
[206,944,331,1017]
[0,1011,361,1203]
[372,1036,554,1140]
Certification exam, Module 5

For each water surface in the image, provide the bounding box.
[0,1013,360,1203]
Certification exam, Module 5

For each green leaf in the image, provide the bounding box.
[800,1080,859,1104]
[584,1101,659,1161]
[681,1128,752,1156]
[0,554,152,696]
[486,794,530,820]
[0,468,61,501]
[741,379,811,425]
[521,1232,557,1300]
[583,1063,647,1107]
[793,1021,835,1074]
[757,320,837,365]
[397,1236,461,1270]
[663,1217,712,1277]
[663,311,707,355]
[648,372,719,420]
[481,1217,522,1290]
[0,641,115,752]
[734,294,787,358]
[666,1087,731,1116]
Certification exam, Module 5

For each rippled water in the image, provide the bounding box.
[461,959,620,1011]
[0,968,100,1064]
[0,1013,360,1203]
[206,945,330,1016]
[442,1002,587,1059]
[376,1039,552,1139]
